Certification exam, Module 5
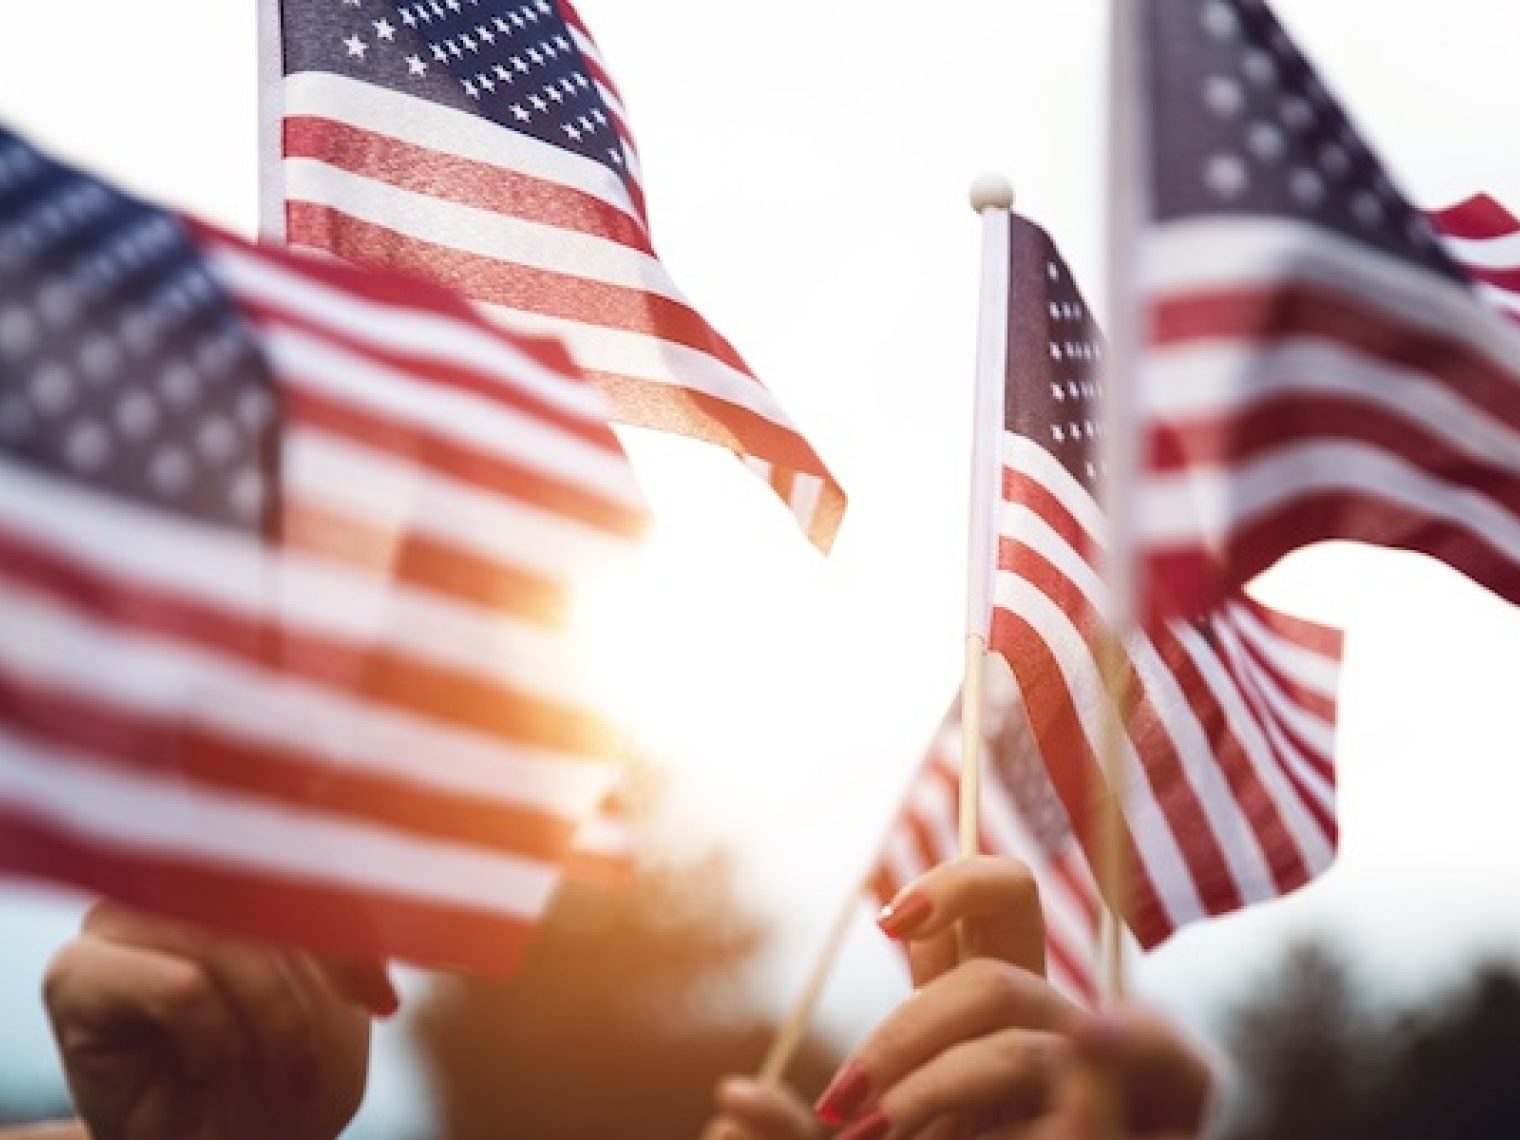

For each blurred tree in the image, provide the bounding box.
[414,846,838,1139]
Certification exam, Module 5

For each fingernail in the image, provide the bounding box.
[877,889,932,939]
[290,1051,320,1100]
[838,1107,890,1140]
[815,1061,872,1125]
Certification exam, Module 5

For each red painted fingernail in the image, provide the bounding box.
[815,1061,872,1125]
[290,1052,320,1100]
[838,1107,890,1140]
[877,888,932,939]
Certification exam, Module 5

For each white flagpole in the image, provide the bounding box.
[1096,0,1149,1005]
[961,176,1015,874]
[255,0,287,243]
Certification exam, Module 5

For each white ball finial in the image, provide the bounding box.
[969,174,1015,214]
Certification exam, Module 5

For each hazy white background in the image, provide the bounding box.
[3,2,1520,1134]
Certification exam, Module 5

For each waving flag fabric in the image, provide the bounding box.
[263,0,847,550]
[1134,0,1520,623]
[0,126,645,974]
[988,213,1343,947]
[1430,194,1520,327]
[873,663,1102,1006]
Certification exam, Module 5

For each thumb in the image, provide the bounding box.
[1072,1011,1217,1134]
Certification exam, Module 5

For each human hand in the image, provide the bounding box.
[818,964,1214,1139]
[699,1076,820,1140]
[42,904,396,1140]
[875,856,1046,988]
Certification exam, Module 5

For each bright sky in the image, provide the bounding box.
[3,1,1520,1133]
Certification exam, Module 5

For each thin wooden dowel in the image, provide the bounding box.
[757,881,863,1084]
[959,634,988,861]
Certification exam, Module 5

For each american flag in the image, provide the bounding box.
[1134,0,1520,623]
[263,0,847,551]
[0,126,646,974]
[872,661,1103,1006]
[1430,194,1520,326]
[990,213,1344,947]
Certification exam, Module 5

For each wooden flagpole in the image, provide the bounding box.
[757,877,864,1084]
[255,0,287,244]
[1096,0,1148,1007]
[757,176,1017,1085]
[961,175,1016,872]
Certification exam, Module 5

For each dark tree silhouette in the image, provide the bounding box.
[413,848,839,1140]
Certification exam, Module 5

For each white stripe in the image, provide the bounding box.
[992,574,1206,928]
[282,157,681,303]
[1171,623,1336,863]
[204,238,614,427]
[1141,339,1520,480]
[0,731,559,917]
[478,302,798,430]
[1146,216,1520,364]
[289,430,633,574]
[998,503,1279,902]
[0,457,608,710]
[788,473,825,535]
[570,815,631,857]
[1140,438,1520,563]
[1442,230,1520,271]
[1207,620,1337,813]
[1478,282,1520,320]
[1003,432,1107,546]
[1221,602,1340,705]
[281,72,637,224]
[264,322,643,508]
[0,578,612,817]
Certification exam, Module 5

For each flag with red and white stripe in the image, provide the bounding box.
[872,663,1103,1006]
[1132,0,1520,624]
[0,126,646,975]
[989,212,1343,948]
[563,782,635,888]
[262,0,847,551]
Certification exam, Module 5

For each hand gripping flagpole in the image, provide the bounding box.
[962,176,1016,885]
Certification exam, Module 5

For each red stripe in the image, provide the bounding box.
[0,807,536,975]
[1151,285,1520,434]
[1150,622,1316,892]
[1231,594,1343,660]
[1146,481,1520,627]
[0,674,576,859]
[1199,618,1337,843]
[589,370,835,475]
[286,386,643,538]
[235,291,626,455]
[195,220,581,381]
[1213,625,1336,789]
[1003,467,1101,569]
[285,203,758,379]
[282,116,654,255]
[987,609,1172,948]
[1429,194,1520,242]
[1221,610,1338,733]
[282,499,568,626]
[1150,394,1520,531]
[1045,931,1097,1006]
[0,528,623,759]
[998,537,1248,919]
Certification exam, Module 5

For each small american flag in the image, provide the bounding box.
[1134,0,1520,623]
[263,0,847,551]
[872,661,1103,1006]
[990,213,1344,947]
[0,126,646,974]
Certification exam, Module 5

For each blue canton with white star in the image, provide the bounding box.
[1145,0,1463,281]
[0,127,279,535]
[1005,218,1109,498]
[282,0,632,184]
